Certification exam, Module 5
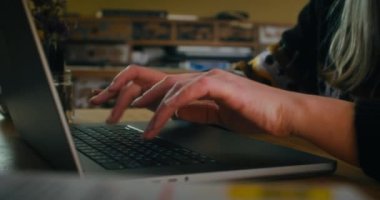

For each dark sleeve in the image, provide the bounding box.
[355,99,380,181]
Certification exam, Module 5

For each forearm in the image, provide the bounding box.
[290,93,358,165]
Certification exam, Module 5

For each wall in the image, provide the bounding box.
[66,0,308,24]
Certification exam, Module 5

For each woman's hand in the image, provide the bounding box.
[129,68,298,139]
[89,65,167,123]
[89,65,199,124]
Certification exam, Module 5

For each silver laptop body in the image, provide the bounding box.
[0,0,336,183]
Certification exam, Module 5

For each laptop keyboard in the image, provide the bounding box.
[70,125,216,170]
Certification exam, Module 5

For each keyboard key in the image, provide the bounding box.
[71,125,216,170]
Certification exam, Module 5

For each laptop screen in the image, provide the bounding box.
[0,0,81,171]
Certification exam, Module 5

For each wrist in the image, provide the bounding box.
[290,93,357,163]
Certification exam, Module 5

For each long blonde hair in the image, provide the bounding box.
[328,0,379,92]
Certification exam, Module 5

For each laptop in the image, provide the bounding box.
[0,0,336,182]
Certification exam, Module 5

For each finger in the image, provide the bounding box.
[132,73,201,112]
[131,73,199,108]
[106,81,142,124]
[90,65,162,105]
[143,71,229,139]
[131,76,177,107]
[108,65,165,92]
[142,81,187,139]
[90,66,143,105]
[143,102,178,139]
[89,83,125,105]
[89,86,119,105]
[88,89,107,105]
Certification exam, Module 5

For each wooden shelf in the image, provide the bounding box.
[130,40,255,47]
[65,17,258,65]
[66,17,258,46]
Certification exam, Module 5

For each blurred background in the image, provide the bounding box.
[67,0,306,23]
[60,0,308,108]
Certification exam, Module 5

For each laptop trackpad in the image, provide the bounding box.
[129,120,333,169]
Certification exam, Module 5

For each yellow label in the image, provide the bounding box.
[228,185,332,200]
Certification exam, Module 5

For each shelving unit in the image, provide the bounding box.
[65,17,258,66]
[67,17,258,43]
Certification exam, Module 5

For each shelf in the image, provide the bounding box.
[130,40,255,47]
[65,17,291,79]
[65,17,258,47]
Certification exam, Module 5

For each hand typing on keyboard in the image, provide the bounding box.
[89,65,293,141]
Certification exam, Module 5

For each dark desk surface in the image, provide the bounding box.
[1,108,379,199]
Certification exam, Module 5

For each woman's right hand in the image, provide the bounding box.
[90,65,198,124]
[89,65,168,123]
